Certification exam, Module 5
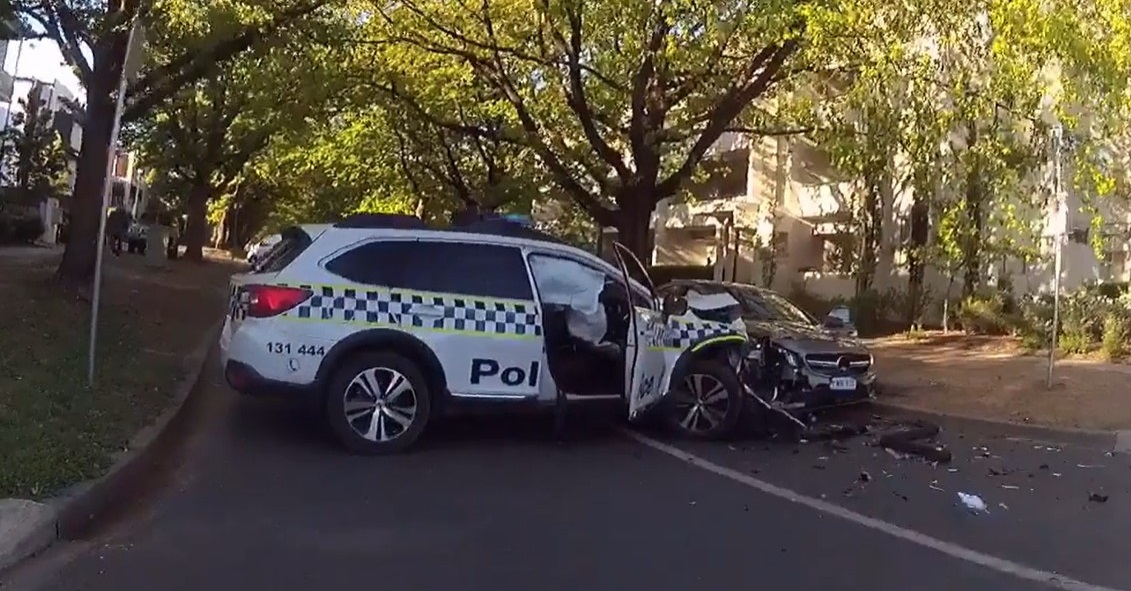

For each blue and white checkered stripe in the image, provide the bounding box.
[228,283,247,321]
[665,319,743,349]
[282,285,541,337]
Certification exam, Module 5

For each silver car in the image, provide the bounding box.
[658,280,876,413]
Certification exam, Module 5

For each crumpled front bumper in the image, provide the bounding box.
[744,363,876,412]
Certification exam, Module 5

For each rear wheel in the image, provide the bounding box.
[325,351,432,454]
[664,359,744,440]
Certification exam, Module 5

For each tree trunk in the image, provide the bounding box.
[614,204,654,265]
[182,182,212,262]
[54,57,119,289]
[611,183,660,265]
[961,120,983,298]
[906,195,930,326]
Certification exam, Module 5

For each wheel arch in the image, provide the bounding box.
[316,329,448,402]
[669,333,748,383]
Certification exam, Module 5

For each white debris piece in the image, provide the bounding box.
[957,492,989,514]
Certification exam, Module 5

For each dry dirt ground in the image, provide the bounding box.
[0,248,241,499]
[871,332,1131,431]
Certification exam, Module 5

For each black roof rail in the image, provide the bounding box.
[333,213,428,229]
[454,218,568,245]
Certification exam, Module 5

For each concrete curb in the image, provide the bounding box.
[0,322,220,574]
[870,400,1122,451]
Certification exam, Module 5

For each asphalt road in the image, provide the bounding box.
[3,355,1129,591]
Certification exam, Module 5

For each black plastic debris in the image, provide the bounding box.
[1089,492,1109,503]
[877,421,953,464]
[858,471,872,483]
[803,423,868,442]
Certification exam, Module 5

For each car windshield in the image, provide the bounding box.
[728,286,815,325]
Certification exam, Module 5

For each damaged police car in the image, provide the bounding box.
[221,214,749,454]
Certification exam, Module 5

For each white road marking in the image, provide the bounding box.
[626,431,1124,591]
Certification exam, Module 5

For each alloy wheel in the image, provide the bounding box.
[672,373,730,433]
[343,367,419,442]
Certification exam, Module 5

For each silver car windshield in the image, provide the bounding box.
[730,286,815,325]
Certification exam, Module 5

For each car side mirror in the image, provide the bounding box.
[662,294,689,317]
[825,305,852,327]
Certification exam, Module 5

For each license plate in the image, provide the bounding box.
[830,377,857,391]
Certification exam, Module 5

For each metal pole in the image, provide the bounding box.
[1047,124,1064,388]
[88,21,139,386]
[2,38,25,133]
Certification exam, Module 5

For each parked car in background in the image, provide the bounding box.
[657,280,876,414]
[246,234,282,265]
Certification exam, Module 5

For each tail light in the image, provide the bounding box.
[245,284,313,318]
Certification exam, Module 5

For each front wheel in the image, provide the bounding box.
[663,359,744,440]
[325,351,432,454]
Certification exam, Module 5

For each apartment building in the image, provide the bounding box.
[651,130,1129,302]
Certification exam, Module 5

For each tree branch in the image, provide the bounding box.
[537,0,630,183]
[21,1,94,84]
[123,0,331,122]
[657,40,799,198]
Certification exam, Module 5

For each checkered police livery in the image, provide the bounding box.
[221,216,756,454]
[664,317,743,349]
[280,284,542,338]
[228,284,247,321]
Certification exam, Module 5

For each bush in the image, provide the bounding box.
[1100,313,1128,361]
[0,206,44,245]
[957,294,1016,335]
[1060,328,1093,355]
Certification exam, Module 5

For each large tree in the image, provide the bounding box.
[128,24,347,261]
[10,0,336,288]
[366,0,945,257]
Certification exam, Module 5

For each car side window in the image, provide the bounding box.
[527,253,650,308]
[324,240,534,300]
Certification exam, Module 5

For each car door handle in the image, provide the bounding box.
[408,304,445,317]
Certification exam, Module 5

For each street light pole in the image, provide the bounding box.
[1047,124,1064,389]
[87,20,141,386]
[2,37,26,133]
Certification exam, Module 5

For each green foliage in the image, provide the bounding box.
[1100,313,1128,360]
[1012,286,1131,357]
[957,294,1016,336]
[0,205,45,244]
[0,90,70,205]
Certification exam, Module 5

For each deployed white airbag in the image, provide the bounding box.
[528,256,608,345]
[685,289,740,312]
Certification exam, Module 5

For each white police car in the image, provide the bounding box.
[221,214,750,454]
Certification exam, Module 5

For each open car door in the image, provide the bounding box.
[612,242,669,419]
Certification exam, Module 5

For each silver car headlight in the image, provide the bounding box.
[776,346,800,367]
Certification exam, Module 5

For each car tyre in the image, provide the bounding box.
[325,350,432,455]
[663,358,744,440]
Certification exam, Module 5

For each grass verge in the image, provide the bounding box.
[0,252,237,499]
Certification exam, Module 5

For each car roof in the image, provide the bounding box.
[309,215,649,294]
[668,279,768,293]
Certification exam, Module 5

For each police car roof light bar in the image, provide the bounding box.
[333,213,428,229]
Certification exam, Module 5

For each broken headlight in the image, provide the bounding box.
[780,348,800,367]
